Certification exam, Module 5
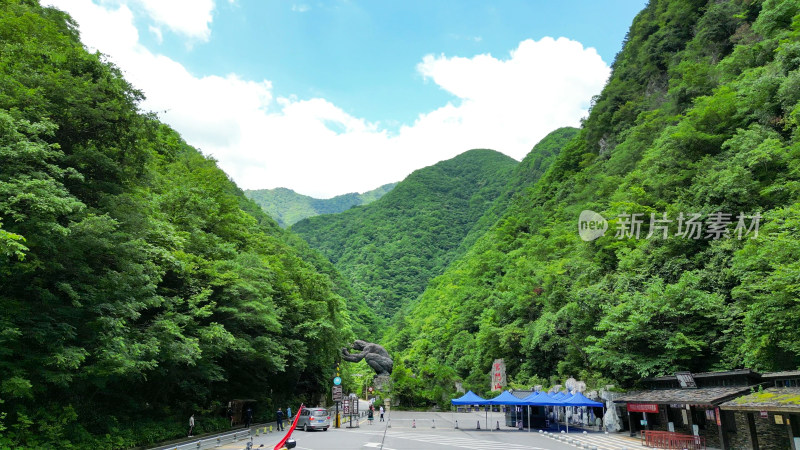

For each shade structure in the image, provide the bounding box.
[561,392,604,407]
[519,391,541,403]
[451,390,490,405]
[521,391,559,406]
[486,390,527,405]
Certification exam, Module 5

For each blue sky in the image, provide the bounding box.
[48,0,647,197]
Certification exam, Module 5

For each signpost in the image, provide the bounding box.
[333,365,341,428]
[346,394,359,428]
[332,385,343,402]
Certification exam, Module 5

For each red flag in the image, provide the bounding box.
[274,404,304,450]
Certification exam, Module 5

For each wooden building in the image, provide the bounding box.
[615,370,760,449]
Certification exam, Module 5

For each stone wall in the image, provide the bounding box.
[728,411,755,450]
[753,412,791,450]
[717,411,795,450]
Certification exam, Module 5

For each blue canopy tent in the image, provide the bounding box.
[516,391,547,431]
[557,393,605,433]
[485,390,529,430]
[518,391,563,432]
[451,390,490,405]
[451,390,490,429]
[562,392,603,407]
[521,391,559,405]
[487,390,527,405]
[450,390,604,432]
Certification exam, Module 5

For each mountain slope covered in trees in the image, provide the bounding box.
[387,0,800,407]
[0,2,362,447]
[245,183,398,227]
[452,127,579,260]
[291,150,518,319]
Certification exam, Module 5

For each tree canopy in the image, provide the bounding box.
[0,2,355,447]
[291,149,519,319]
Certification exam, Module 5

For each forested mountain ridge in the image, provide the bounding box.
[387,0,800,407]
[0,2,359,447]
[452,127,579,260]
[291,149,518,319]
[245,182,398,227]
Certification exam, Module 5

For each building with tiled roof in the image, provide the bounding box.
[613,370,800,449]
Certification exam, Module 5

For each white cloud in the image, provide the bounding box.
[132,0,215,41]
[292,4,310,13]
[43,0,609,198]
[148,25,162,43]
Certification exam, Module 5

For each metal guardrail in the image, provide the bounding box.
[165,431,248,450]
[155,425,278,450]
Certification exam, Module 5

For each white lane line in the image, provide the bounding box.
[363,442,396,450]
[543,432,640,450]
[382,431,549,449]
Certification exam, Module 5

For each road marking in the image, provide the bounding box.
[374,431,550,449]
[543,432,640,450]
[363,442,396,449]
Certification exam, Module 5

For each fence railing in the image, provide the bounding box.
[641,430,706,450]
[155,425,278,450]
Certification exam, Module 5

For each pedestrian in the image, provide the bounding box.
[287,406,292,420]
[245,407,253,428]
[188,414,195,437]
[368,407,374,424]
[276,407,285,431]
[227,406,234,427]
[379,405,384,422]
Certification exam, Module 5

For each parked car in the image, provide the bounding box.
[296,407,330,431]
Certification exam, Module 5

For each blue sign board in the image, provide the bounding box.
[333,376,342,386]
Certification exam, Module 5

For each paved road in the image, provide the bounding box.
[210,411,639,450]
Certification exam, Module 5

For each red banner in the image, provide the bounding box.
[627,403,659,413]
[274,403,304,450]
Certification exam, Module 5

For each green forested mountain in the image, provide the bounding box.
[245,183,398,227]
[0,2,359,447]
[291,149,518,319]
[452,127,578,259]
[387,0,800,407]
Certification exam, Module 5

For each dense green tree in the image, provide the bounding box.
[0,2,355,447]
[291,149,518,319]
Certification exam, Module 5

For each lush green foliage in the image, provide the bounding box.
[387,0,800,406]
[452,127,578,259]
[245,183,398,227]
[0,2,356,447]
[291,149,518,320]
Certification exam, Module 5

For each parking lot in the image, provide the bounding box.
[208,410,641,450]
